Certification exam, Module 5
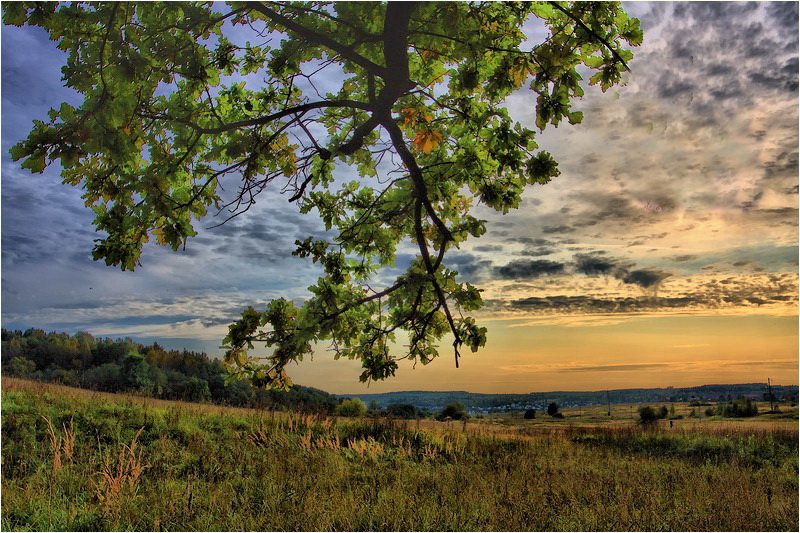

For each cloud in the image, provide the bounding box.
[472,245,504,253]
[541,225,575,234]
[574,254,618,276]
[558,363,671,373]
[520,247,555,257]
[672,344,711,349]
[619,269,672,289]
[444,252,492,280]
[479,270,797,321]
[494,259,565,280]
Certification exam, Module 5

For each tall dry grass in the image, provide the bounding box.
[2,378,798,531]
[95,428,146,516]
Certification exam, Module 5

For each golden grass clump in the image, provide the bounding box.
[42,416,75,474]
[95,428,146,515]
[347,437,385,460]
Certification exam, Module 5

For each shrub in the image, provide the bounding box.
[638,406,660,424]
[181,377,212,403]
[386,403,419,419]
[7,357,36,378]
[523,409,536,419]
[717,397,759,418]
[336,398,368,417]
[437,402,468,421]
[547,402,559,417]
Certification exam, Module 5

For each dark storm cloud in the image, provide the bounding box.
[657,78,695,100]
[626,0,798,144]
[574,254,618,276]
[444,252,492,280]
[572,250,674,290]
[707,64,735,77]
[505,295,697,313]
[768,1,800,31]
[573,219,598,228]
[672,2,760,27]
[762,151,799,181]
[749,69,798,92]
[473,245,504,253]
[541,225,575,234]
[505,237,554,247]
[200,316,238,328]
[490,270,798,315]
[620,269,672,289]
[589,194,644,224]
[520,247,555,257]
[494,259,565,280]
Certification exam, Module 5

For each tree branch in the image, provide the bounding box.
[550,2,631,72]
[245,2,387,77]
[140,99,371,135]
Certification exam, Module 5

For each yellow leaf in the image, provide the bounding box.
[413,130,442,153]
[401,107,418,125]
[153,228,167,245]
[510,66,527,86]
[420,49,440,61]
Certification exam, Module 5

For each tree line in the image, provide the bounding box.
[1,328,337,413]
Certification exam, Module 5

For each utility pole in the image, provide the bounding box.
[767,378,775,412]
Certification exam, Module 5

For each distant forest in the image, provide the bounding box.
[3,328,797,415]
[1,329,338,412]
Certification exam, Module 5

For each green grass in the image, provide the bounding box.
[2,379,798,531]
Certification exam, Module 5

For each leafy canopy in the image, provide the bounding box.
[5,1,642,388]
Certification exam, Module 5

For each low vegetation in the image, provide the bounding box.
[3,378,797,531]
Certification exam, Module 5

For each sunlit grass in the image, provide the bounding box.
[2,378,797,531]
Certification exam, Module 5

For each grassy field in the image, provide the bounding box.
[2,378,798,531]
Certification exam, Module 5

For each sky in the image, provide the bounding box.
[1,2,798,394]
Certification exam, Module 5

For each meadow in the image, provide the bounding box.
[2,378,798,531]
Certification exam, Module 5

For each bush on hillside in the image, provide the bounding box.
[336,398,368,417]
[437,402,468,421]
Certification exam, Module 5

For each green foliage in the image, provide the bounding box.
[5,2,641,386]
[638,406,660,424]
[335,398,368,417]
[437,401,468,421]
[717,397,760,418]
[570,426,797,469]
[83,363,123,392]
[385,403,421,419]
[7,356,36,378]
[0,329,337,413]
